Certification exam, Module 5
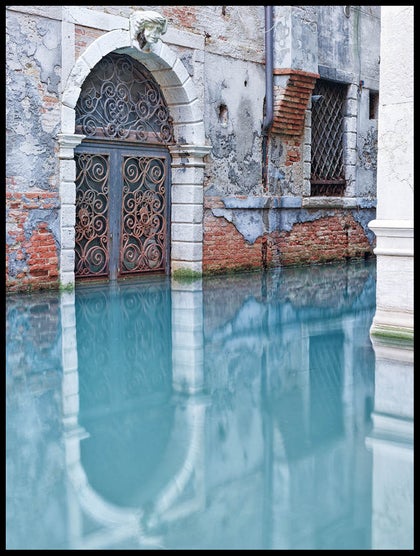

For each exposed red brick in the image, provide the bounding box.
[161,6,198,31]
[6,195,60,291]
[203,211,265,272]
[272,69,319,137]
[203,210,374,273]
[75,25,104,57]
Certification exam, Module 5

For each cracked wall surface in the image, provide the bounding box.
[6,5,381,289]
[6,11,61,291]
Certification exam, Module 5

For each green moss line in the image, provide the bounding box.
[172,268,202,282]
[371,326,414,346]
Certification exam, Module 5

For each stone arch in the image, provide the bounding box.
[58,28,210,287]
[64,405,205,546]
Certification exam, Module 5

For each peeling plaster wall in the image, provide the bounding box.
[202,5,380,272]
[204,54,265,197]
[6,5,381,290]
[203,196,376,273]
[6,12,61,192]
[6,9,62,291]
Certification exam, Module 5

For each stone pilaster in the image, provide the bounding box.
[169,144,212,275]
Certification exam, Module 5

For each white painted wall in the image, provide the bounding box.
[369,6,414,339]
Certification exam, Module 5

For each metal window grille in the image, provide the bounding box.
[310,80,347,196]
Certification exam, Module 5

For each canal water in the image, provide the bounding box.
[6,259,413,550]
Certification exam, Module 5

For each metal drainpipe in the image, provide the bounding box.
[262,5,274,191]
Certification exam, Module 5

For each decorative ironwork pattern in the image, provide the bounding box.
[75,153,110,278]
[309,332,344,441]
[75,52,174,144]
[311,80,347,195]
[120,156,167,274]
[75,281,173,407]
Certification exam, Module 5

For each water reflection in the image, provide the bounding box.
[366,336,414,550]
[6,260,413,549]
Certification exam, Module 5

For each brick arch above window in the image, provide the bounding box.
[272,69,319,137]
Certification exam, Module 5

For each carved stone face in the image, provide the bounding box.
[129,10,167,52]
[143,22,164,45]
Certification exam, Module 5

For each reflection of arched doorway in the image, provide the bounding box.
[60,277,207,548]
[75,279,175,506]
[74,52,174,281]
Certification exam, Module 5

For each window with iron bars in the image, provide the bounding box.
[310,80,348,196]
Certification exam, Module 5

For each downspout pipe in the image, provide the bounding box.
[262,5,274,190]
[262,5,274,136]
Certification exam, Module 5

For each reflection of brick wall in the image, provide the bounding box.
[6,192,60,292]
[6,294,61,378]
[272,69,319,136]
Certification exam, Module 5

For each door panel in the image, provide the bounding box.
[75,143,170,281]
[74,152,111,278]
[120,156,167,275]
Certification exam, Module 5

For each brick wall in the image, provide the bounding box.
[75,25,104,57]
[271,214,373,265]
[203,211,268,272]
[272,69,319,137]
[203,209,374,273]
[6,192,60,292]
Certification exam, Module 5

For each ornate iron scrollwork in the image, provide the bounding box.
[120,156,167,273]
[75,53,174,145]
[74,153,110,278]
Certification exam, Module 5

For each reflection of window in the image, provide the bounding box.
[369,91,379,120]
[309,331,344,443]
[311,80,347,196]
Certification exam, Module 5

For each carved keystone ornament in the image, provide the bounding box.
[130,10,168,52]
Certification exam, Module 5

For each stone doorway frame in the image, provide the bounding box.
[58,26,210,288]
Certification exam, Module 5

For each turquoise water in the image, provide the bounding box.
[6,260,413,550]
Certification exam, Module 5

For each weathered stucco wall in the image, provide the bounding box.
[6,5,381,290]
[203,54,265,197]
[202,5,380,274]
[6,9,62,291]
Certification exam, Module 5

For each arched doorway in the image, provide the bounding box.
[74,52,174,281]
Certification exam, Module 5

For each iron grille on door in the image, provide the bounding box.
[311,80,347,196]
[75,52,174,145]
[120,155,167,274]
[74,52,173,281]
[74,152,110,278]
[75,145,170,280]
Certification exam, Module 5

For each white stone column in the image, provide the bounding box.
[368,6,413,341]
[365,338,413,550]
[170,276,204,394]
[57,133,85,287]
[169,145,212,275]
